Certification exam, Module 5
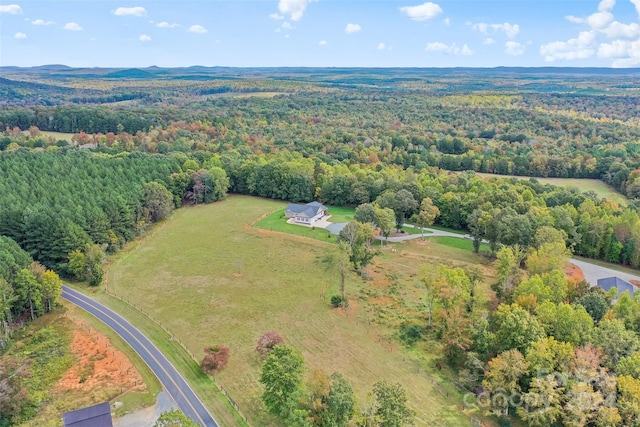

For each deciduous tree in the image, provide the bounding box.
[260,344,305,418]
[371,380,415,427]
[154,409,198,427]
[410,197,439,240]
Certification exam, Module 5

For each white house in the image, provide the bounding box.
[285,201,327,225]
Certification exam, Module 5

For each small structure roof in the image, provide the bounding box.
[63,402,113,427]
[286,202,326,218]
[597,276,636,297]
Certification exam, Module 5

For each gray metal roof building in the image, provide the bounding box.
[63,402,113,427]
[597,276,637,298]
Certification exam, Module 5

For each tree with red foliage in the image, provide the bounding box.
[256,332,284,359]
[200,345,230,374]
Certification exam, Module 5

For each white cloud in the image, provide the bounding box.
[598,39,631,57]
[469,22,489,33]
[566,15,585,24]
[483,38,496,45]
[468,21,519,38]
[540,31,596,61]
[505,41,525,55]
[587,10,614,29]
[113,6,147,17]
[188,24,207,34]
[426,42,474,55]
[602,21,640,38]
[399,2,442,21]
[139,34,152,42]
[157,21,180,28]
[345,23,361,34]
[461,44,474,55]
[545,0,640,66]
[318,40,327,46]
[0,4,22,14]
[282,21,294,30]
[14,32,27,39]
[32,19,54,26]
[598,0,615,12]
[377,42,386,50]
[278,0,316,22]
[270,13,284,20]
[612,39,640,66]
[63,22,83,31]
[443,17,450,26]
[491,22,520,38]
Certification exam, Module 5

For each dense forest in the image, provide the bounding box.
[1,67,640,426]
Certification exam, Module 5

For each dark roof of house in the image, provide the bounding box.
[286,201,326,218]
[597,276,636,297]
[63,402,113,427]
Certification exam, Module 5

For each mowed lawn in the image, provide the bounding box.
[474,172,628,206]
[107,196,478,426]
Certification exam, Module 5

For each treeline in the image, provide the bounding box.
[0,236,63,346]
[0,105,164,134]
[1,147,640,273]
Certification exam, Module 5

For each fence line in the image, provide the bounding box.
[106,289,251,426]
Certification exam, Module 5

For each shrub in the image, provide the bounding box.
[331,295,343,307]
[200,345,230,374]
[256,332,284,358]
[399,322,423,346]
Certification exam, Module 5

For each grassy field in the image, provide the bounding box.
[39,131,75,142]
[474,172,628,206]
[103,196,488,426]
[254,207,338,243]
[429,236,491,252]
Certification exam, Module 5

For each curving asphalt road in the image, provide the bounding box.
[61,286,219,427]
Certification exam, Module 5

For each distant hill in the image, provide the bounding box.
[2,65,640,78]
[104,68,155,79]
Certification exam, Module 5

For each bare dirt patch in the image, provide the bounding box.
[370,296,395,306]
[56,322,145,394]
[565,263,586,284]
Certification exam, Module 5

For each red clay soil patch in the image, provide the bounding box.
[565,263,586,284]
[365,263,393,289]
[369,296,395,306]
[56,323,145,393]
[631,280,640,287]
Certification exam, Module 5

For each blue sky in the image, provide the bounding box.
[1,0,639,67]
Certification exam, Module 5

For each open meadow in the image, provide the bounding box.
[474,172,629,206]
[103,195,493,426]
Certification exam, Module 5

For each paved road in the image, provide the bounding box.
[378,225,640,284]
[61,286,219,427]
[569,258,640,286]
